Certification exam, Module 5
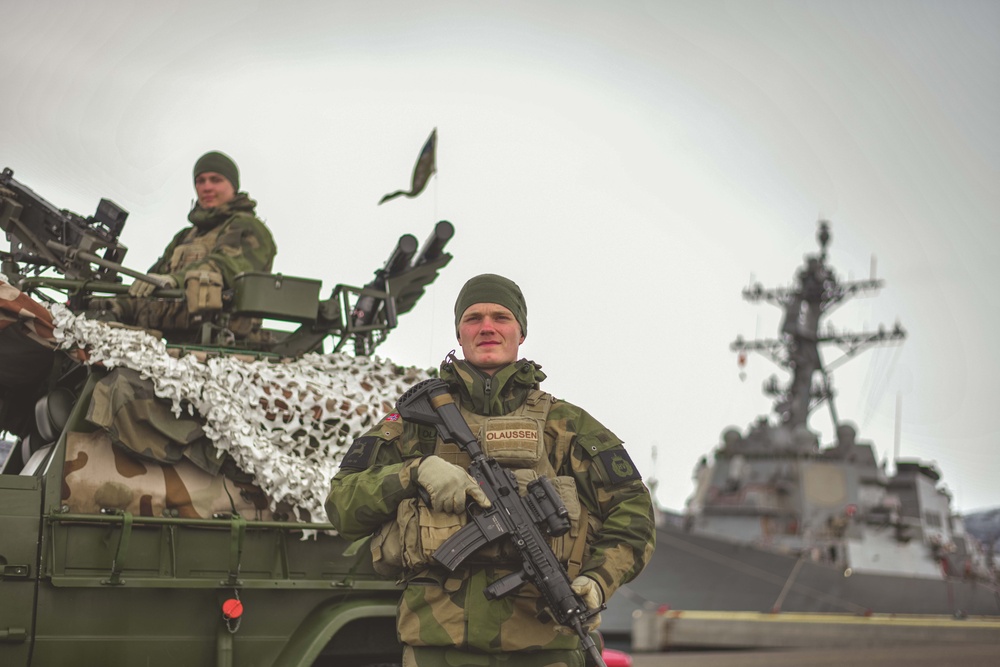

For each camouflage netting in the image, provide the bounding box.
[50,304,432,523]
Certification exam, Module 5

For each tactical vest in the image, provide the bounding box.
[433,388,556,475]
[158,218,255,336]
[167,221,230,272]
[371,390,592,580]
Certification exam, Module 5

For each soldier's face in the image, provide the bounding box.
[195,172,236,209]
[457,303,524,375]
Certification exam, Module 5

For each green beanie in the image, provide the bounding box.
[454,274,527,337]
[193,151,240,191]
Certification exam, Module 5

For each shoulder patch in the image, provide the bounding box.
[339,435,379,472]
[596,447,642,486]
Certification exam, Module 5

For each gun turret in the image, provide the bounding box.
[263,221,453,358]
[349,220,454,356]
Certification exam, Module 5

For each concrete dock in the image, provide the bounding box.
[631,608,1000,651]
[628,643,999,667]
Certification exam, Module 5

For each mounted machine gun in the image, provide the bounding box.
[0,167,453,357]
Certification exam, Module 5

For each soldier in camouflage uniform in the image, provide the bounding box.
[326,274,655,667]
[115,151,276,342]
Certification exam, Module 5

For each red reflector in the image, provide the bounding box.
[222,598,244,619]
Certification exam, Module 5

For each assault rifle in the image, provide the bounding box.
[396,378,607,667]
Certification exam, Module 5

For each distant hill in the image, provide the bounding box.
[963,507,1000,554]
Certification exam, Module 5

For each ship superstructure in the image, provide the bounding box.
[688,222,990,582]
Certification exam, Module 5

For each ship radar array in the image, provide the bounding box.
[730,221,905,428]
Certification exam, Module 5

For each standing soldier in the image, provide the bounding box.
[327,273,655,667]
[117,150,276,342]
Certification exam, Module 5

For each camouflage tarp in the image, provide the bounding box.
[0,279,57,347]
[52,304,432,522]
[63,430,275,520]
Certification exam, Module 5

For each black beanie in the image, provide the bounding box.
[193,151,240,191]
[454,274,527,337]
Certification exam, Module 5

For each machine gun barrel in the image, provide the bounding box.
[396,379,606,667]
[383,233,418,276]
[44,241,173,289]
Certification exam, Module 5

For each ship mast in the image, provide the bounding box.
[731,222,905,431]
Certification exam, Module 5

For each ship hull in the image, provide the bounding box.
[603,522,1000,639]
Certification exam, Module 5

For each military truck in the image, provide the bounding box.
[0,168,453,666]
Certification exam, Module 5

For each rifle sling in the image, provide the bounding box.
[566,501,589,579]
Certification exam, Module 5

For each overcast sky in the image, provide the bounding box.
[3,0,998,513]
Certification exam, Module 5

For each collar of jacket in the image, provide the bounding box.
[187,192,258,230]
[440,358,546,416]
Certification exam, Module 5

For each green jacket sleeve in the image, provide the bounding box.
[325,418,423,541]
[555,404,656,602]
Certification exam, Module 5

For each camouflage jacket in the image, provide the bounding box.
[150,193,276,289]
[326,358,655,653]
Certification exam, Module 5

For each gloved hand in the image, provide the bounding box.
[572,575,603,611]
[566,575,603,633]
[414,455,491,514]
[128,273,175,298]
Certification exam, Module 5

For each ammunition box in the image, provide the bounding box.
[232,272,321,322]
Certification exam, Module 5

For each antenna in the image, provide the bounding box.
[894,391,902,470]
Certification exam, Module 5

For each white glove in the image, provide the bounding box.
[415,455,491,514]
[128,273,175,298]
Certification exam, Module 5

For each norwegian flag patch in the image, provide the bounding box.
[385,413,401,422]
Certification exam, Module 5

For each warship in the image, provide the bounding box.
[603,222,999,641]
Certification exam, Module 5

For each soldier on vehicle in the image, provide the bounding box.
[114,150,276,342]
[326,273,656,667]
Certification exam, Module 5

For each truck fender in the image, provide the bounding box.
[271,597,398,667]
